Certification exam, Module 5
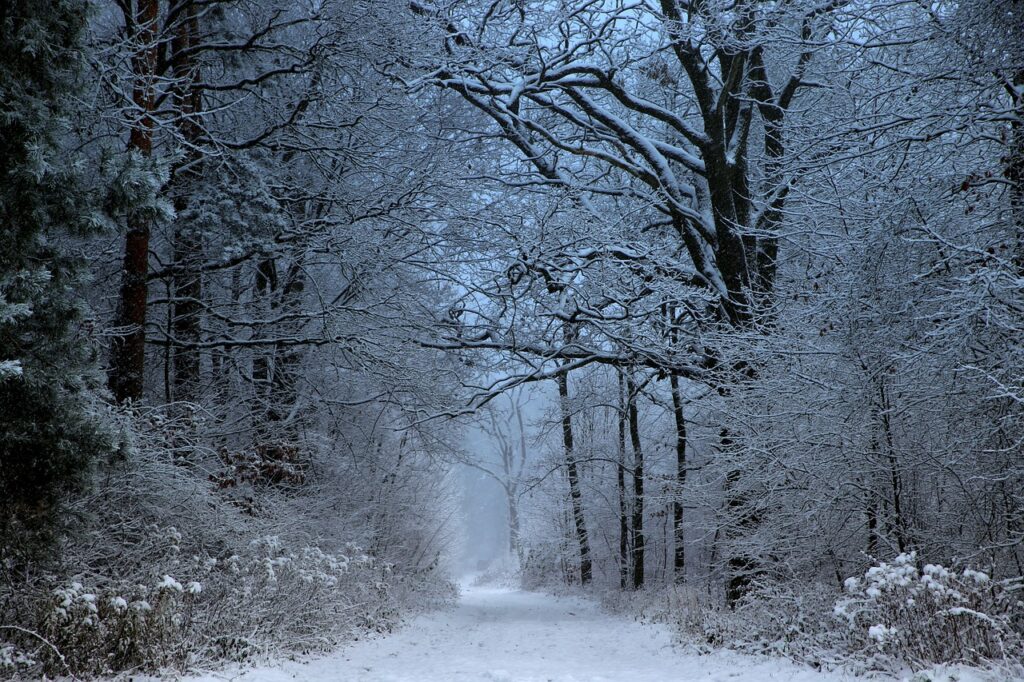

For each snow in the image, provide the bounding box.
[185,585,888,682]
[868,624,896,642]
[0,359,23,378]
[158,574,184,592]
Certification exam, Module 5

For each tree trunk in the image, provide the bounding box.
[877,378,909,553]
[510,401,528,563]
[1007,69,1024,273]
[169,0,204,402]
[866,489,879,558]
[108,0,159,403]
[669,373,687,582]
[210,266,241,404]
[507,487,522,561]
[723,427,759,605]
[617,370,629,590]
[558,370,592,585]
[253,258,277,428]
[268,260,305,435]
[171,225,202,401]
[627,375,644,590]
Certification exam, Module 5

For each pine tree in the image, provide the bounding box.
[0,0,111,562]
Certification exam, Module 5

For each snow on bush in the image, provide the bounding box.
[835,553,1023,667]
[0,406,454,679]
[602,556,1023,675]
[662,581,850,667]
[0,528,396,677]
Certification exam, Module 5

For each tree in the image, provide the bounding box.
[668,370,687,581]
[616,370,630,588]
[558,366,593,585]
[458,389,533,563]
[626,373,646,589]
[0,0,112,560]
[107,0,160,403]
[414,0,851,330]
[104,0,334,405]
[412,0,853,598]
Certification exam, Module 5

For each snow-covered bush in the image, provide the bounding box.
[600,584,716,631]
[38,573,202,673]
[3,513,400,678]
[835,553,1024,667]
[699,581,847,665]
[0,406,455,679]
[609,557,1023,674]
[521,541,581,591]
[608,582,847,668]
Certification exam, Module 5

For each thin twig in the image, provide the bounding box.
[0,624,79,681]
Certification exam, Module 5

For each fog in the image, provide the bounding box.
[452,385,552,577]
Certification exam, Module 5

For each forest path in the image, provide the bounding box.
[188,585,869,682]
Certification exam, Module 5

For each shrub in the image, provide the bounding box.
[604,581,848,669]
[835,552,1024,667]
[0,406,455,679]
[2,526,400,678]
[607,555,1023,675]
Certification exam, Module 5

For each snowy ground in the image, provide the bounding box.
[184,585,916,682]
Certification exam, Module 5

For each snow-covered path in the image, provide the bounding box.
[188,586,875,682]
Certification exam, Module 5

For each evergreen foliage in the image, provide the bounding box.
[0,0,111,562]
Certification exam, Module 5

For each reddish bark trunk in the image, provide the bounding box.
[109,0,160,403]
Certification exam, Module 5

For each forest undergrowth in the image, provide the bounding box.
[0,406,456,679]
[596,565,1024,679]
